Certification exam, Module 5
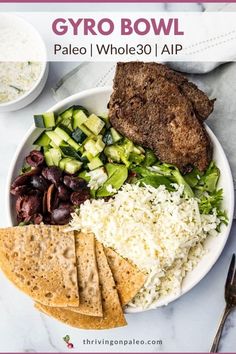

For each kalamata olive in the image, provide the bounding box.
[16,213,24,223]
[31,175,48,192]
[42,191,47,214]
[51,204,73,225]
[57,183,71,201]
[23,215,32,223]
[16,192,42,219]
[16,196,24,215]
[43,214,52,225]
[31,213,43,224]
[58,202,74,210]
[26,150,45,167]
[42,167,62,186]
[46,184,59,213]
[11,168,41,188]
[46,184,54,213]
[70,189,90,206]
[10,185,30,196]
[63,176,87,191]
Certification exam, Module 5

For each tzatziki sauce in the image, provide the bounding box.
[0,61,42,103]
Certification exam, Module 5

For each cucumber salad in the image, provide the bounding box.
[10,104,228,227]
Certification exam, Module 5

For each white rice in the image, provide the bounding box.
[70,184,220,309]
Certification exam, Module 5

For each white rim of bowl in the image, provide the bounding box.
[0,14,48,108]
[5,86,235,312]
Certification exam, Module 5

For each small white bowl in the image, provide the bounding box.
[6,87,235,312]
[0,14,48,112]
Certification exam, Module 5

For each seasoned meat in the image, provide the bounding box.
[109,62,214,172]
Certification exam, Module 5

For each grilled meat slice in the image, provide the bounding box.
[109,62,214,172]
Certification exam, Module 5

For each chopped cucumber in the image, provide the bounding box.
[60,146,81,160]
[81,151,94,162]
[45,148,61,167]
[95,137,105,153]
[64,160,83,174]
[43,112,56,128]
[33,132,51,147]
[46,131,64,146]
[34,112,56,129]
[49,141,58,149]
[78,144,85,154]
[79,124,93,137]
[59,157,72,170]
[88,156,103,170]
[61,106,74,120]
[84,114,105,135]
[97,164,128,197]
[57,124,73,136]
[104,146,121,163]
[43,146,50,153]
[50,148,62,166]
[84,139,100,157]
[73,105,89,116]
[72,110,88,129]
[60,118,73,131]
[110,127,122,143]
[54,127,80,151]
[103,130,113,146]
[100,126,106,136]
[54,126,71,142]
[99,114,110,128]
[68,138,80,151]
[32,105,142,196]
[100,151,107,164]
[72,127,87,143]
[44,150,53,166]
[107,139,133,167]
[55,114,63,126]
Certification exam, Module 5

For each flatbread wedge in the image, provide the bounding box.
[104,247,146,306]
[35,241,127,329]
[0,225,79,307]
[68,232,102,316]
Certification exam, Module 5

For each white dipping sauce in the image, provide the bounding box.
[0,62,42,103]
[0,15,46,105]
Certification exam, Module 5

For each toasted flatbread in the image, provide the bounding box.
[0,225,79,307]
[35,241,127,329]
[68,232,102,316]
[104,247,146,305]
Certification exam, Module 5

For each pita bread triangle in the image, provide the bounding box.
[0,225,79,307]
[36,241,127,329]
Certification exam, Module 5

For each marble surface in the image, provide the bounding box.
[0,3,236,353]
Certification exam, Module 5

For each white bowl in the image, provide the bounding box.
[6,87,235,312]
[0,14,48,112]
